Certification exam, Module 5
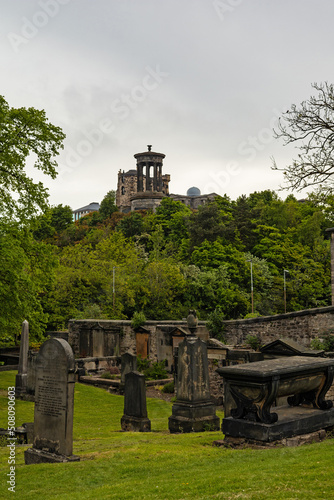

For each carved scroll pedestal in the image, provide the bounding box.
[217,356,334,442]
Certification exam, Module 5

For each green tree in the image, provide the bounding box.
[0,95,65,221]
[99,190,118,220]
[187,200,227,250]
[0,224,57,342]
[33,204,73,241]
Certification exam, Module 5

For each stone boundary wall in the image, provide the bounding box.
[67,319,208,362]
[223,306,334,347]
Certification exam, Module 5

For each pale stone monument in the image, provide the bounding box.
[121,371,151,432]
[24,338,80,464]
[169,335,220,433]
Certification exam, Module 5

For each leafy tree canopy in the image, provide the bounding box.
[0,95,65,221]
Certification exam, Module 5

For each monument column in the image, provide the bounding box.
[145,163,151,191]
[158,164,163,192]
[137,162,144,192]
[153,162,158,191]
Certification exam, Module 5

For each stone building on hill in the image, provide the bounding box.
[116,145,218,212]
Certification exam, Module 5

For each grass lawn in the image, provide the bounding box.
[1,371,334,499]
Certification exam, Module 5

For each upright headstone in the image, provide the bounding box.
[24,338,80,464]
[169,336,220,433]
[121,371,151,432]
[121,352,137,384]
[15,320,29,398]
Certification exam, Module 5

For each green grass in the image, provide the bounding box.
[1,371,334,499]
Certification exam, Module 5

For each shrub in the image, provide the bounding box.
[131,311,146,330]
[310,336,325,350]
[245,334,261,351]
[137,356,168,380]
[108,366,120,375]
[323,334,334,352]
[206,307,226,342]
[161,381,174,393]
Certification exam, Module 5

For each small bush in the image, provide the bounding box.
[323,334,334,352]
[161,381,174,393]
[131,311,146,330]
[137,356,168,380]
[245,334,261,351]
[108,366,120,375]
[100,371,113,379]
[206,307,226,342]
[310,337,325,350]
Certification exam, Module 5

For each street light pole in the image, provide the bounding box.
[246,259,254,314]
[113,266,116,313]
[284,269,289,314]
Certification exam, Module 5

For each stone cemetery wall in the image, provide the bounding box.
[223,306,334,347]
[67,320,209,371]
[67,308,334,365]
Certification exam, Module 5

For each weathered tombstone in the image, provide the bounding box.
[169,336,220,433]
[15,320,29,398]
[121,371,151,432]
[121,352,137,384]
[24,338,80,464]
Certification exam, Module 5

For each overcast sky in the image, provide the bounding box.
[2,0,334,210]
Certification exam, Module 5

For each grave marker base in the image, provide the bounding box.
[121,415,151,432]
[24,448,80,464]
[222,405,334,442]
[169,401,220,433]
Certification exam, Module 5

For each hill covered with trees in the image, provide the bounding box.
[17,189,331,342]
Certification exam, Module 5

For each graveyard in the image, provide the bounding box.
[1,369,334,499]
[2,320,334,500]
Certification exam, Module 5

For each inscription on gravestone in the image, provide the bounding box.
[36,374,64,418]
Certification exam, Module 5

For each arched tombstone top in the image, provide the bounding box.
[37,338,75,373]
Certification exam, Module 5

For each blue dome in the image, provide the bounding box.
[187,186,201,197]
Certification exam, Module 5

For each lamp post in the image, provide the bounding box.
[246,259,254,314]
[284,269,289,314]
[113,266,116,313]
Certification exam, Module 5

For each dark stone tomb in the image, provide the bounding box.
[169,336,220,433]
[217,356,334,442]
[24,338,80,464]
[121,371,151,432]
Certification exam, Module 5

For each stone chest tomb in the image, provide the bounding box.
[217,356,334,442]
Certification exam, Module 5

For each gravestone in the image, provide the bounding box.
[24,338,80,464]
[15,320,29,398]
[169,336,220,433]
[121,371,151,432]
[121,352,137,384]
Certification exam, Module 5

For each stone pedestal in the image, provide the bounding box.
[121,371,151,432]
[24,338,80,464]
[169,336,220,433]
